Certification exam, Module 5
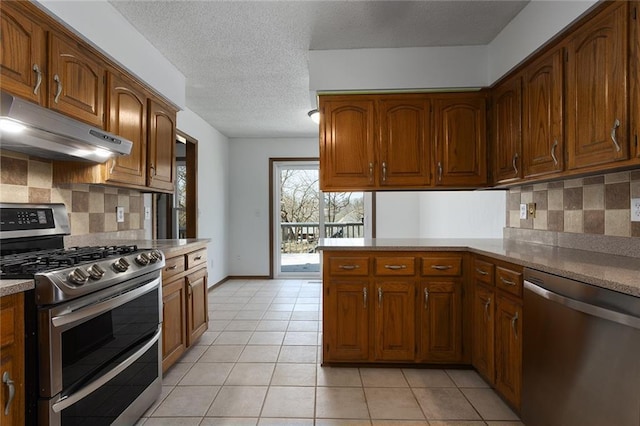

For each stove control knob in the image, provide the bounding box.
[113,257,130,272]
[135,252,151,266]
[68,268,89,285]
[149,250,163,263]
[87,264,106,280]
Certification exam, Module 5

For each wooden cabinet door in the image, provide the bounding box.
[106,72,147,186]
[0,293,25,426]
[434,94,487,186]
[493,75,522,184]
[374,280,415,361]
[0,2,46,104]
[566,1,629,169]
[162,277,187,372]
[320,98,376,191]
[186,268,209,346]
[630,1,639,160]
[49,34,105,127]
[472,283,495,384]
[495,295,522,410]
[147,98,176,192]
[418,280,462,363]
[522,48,564,178]
[324,280,370,361]
[378,97,431,187]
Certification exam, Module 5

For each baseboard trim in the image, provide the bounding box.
[226,275,271,280]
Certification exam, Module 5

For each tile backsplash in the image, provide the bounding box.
[0,150,146,235]
[506,170,640,238]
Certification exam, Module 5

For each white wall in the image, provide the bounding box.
[375,193,422,238]
[418,192,506,238]
[487,0,597,83]
[309,46,488,92]
[177,109,230,285]
[35,0,186,108]
[229,138,318,276]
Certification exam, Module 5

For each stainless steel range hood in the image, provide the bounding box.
[0,91,133,163]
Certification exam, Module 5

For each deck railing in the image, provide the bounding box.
[281,222,364,253]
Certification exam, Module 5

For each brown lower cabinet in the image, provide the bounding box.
[0,293,25,426]
[322,251,466,364]
[472,255,523,411]
[161,246,209,372]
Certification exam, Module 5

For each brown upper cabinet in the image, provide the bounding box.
[0,2,46,105]
[378,96,431,187]
[147,98,177,192]
[631,1,639,159]
[106,72,148,187]
[320,93,485,191]
[492,75,522,184]
[49,33,106,128]
[522,47,564,179]
[433,93,488,187]
[319,96,377,191]
[565,1,629,169]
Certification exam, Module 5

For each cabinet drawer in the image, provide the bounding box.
[162,255,185,280]
[473,259,494,285]
[496,266,523,297]
[187,249,207,270]
[421,256,462,276]
[374,256,415,276]
[328,257,369,276]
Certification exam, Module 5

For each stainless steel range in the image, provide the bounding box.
[0,203,164,425]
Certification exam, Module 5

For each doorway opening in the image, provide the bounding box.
[154,130,198,239]
[270,159,372,278]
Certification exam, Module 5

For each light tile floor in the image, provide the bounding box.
[138,279,524,426]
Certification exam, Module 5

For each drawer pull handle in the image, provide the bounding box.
[363,287,368,308]
[431,265,453,271]
[500,277,517,286]
[167,265,178,271]
[338,264,359,270]
[384,264,407,270]
[424,288,429,309]
[194,255,203,261]
[3,372,15,416]
[511,311,519,339]
[475,268,489,276]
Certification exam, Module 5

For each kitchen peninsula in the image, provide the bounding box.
[318,237,640,411]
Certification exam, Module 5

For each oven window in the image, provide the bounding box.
[61,341,158,426]
[61,286,159,392]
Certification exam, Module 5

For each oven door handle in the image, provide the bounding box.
[51,327,161,413]
[51,278,160,329]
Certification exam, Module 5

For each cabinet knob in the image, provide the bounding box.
[2,371,15,416]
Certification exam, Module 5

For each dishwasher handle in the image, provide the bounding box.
[524,280,640,330]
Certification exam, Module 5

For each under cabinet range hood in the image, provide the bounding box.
[0,91,133,163]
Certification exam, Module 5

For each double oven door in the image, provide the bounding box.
[38,272,162,426]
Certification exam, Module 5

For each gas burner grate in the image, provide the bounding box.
[0,244,139,279]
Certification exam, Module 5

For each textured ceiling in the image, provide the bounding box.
[109,1,529,138]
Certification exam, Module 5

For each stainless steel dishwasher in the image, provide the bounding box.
[522,268,640,426]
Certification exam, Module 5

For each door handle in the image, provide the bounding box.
[53,74,63,103]
[2,372,15,416]
[382,162,387,182]
[33,64,42,95]
[484,298,491,320]
[363,287,368,308]
[437,162,443,182]
[512,152,519,176]
[378,287,382,307]
[511,311,519,339]
[551,140,558,166]
[611,119,621,152]
[424,288,429,310]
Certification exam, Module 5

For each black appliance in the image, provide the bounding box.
[0,203,164,426]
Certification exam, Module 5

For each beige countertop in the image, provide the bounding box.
[0,239,211,298]
[318,238,640,297]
